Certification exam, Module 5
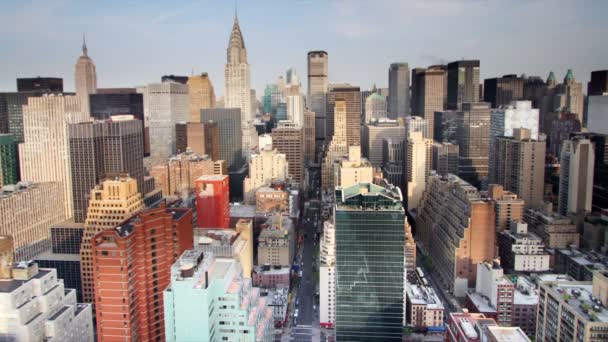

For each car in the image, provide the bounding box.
[296,299,300,306]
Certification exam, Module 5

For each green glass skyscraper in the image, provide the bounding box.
[0,134,19,185]
[334,181,405,341]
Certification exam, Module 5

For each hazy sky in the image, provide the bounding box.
[1,0,607,97]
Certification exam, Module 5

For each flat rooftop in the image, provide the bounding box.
[546,282,608,323]
[486,326,530,342]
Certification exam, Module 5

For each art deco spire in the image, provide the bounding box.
[82,33,88,57]
[227,9,246,64]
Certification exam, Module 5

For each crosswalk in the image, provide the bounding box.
[288,325,313,342]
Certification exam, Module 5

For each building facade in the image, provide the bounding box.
[388,63,410,119]
[243,147,289,204]
[411,65,446,139]
[361,118,406,167]
[447,60,480,109]
[456,102,491,189]
[195,175,230,229]
[175,121,220,160]
[201,108,244,171]
[187,73,216,122]
[0,134,18,185]
[307,51,329,146]
[405,131,432,211]
[74,37,97,115]
[432,142,459,176]
[558,136,595,215]
[272,121,304,185]
[326,85,361,147]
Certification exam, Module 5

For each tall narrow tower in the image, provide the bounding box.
[74,35,97,115]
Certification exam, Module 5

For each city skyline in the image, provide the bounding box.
[1,0,607,96]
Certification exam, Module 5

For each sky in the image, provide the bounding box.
[0,0,607,97]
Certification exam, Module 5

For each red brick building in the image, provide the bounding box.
[92,203,193,342]
[195,175,230,228]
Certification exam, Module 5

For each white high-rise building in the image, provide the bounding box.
[320,220,336,329]
[287,94,305,126]
[74,36,97,116]
[18,95,89,218]
[558,136,595,215]
[140,82,189,163]
[243,146,289,204]
[405,116,429,139]
[406,131,432,211]
[307,51,329,144]
[224,14,253,157]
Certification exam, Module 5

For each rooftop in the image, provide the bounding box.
[230,203,257,218]
[467,292,497,313]
[545,281,608,323]
[486,326,530,342]
[406,283,444,310]
[0,269,51,293]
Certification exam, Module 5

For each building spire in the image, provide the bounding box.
[82,33,88,57]
[234,0,238,22]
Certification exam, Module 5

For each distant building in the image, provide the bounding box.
[569,132,608,212]
[303,110,316,163]
[524,203,580,249]
[434,109,459,143]
[307,51,329,146]
[364,90,387,123]
[382,138,405,190]
[388,62,410,118]
[587,94,608,135]
[487,184,524,233]
[432,142,459,176]
[322,100,349,190]
[92,204,193,341]
[286,94,305,126]
[243,147,289,204]
[201,108,243,171]
[326,84,361,146]
[74,37,97,116]
[195,175,230,229]
[334,146,373,189]
[16,77,63,92]
[456,102,491,188]
[187,73,216,122]
[554,69,585,124]
[558,136,594,215]
[272,121,304,185]
[257,215,294,267]
[447,60,480,109]
[163,250,273,342]
[405,131,432,211]
[161,75,188,84]
[0,134,18,185]
[411,65,446,139]
[536,271,608,341]
[175,121,220,159]
[548,111,581,158]
[588,70,608,95]
[361,118,405,167]
[483,74,524,108]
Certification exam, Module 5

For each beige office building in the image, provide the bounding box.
[322,101,349,191]
[303,111,316,163]
[255,187,289,213]
[361,119,406,167]
[490,128,546,209]
[335,146,373,189]
[406,131,432,211]
[272,121,304,185]
[187,73,216,122]
[488,184,525,233]
[243,147,289,204]
[558,136,595,216]
[257,215,294,267]
[411,65,446,139]
[175,121,220,160]
[19,95,89,218]
[0,182,66,261]
[326,85,361,146]
[80,177,144,303]
[149,151,226,197]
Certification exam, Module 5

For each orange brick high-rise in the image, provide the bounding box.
[91,203,193,342]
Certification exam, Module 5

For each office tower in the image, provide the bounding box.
[364,90,387,123]
[0,92,56,144]
[140,81,189,162]
[558,136,595,215]
[161,75,189,84]
[275,102,287,122]
[92,204,193,342]
[68,117,144,223]
[258,214,295,266]
[456,102,491,189]
[80,177,144,303]
[432,142,459,176]
[405,116,429,138]
[320,221,336,329]
[388,63,410,119]
[187,73,216,122]
[488,184,525,233]
[0,182,66,260]
[16,77,63,92]
[523,75,548,109]
[307,51,329,146]
[201,108,243,171]
[326,85,361,146]
[335,146,373,188]
[175,121,220,159]
[483,74,525,108]
[361,118,406,167]
[263,84,281,115]
[411,65,446,139]
[548,111,581,157]
[272,121,304,184]
[149,151,225,197]
[588,70,608,95]
[447,60,480,109]
[195,175,230,228]
[382,138,405,190]
[0,261,94,341]
[303,110,316,163]
[19,95,89,218]
[163,250,273,342]
[554,69,585,123]
[224,14,253,154]
[334,181,405,341]
[322,101,349,190]
[433,110,459,143]
[569,133,608,212]
[0,134,18,185]
[74,37,97,115]
[243,147,288,203]
[405,131,432,211]
[490,128,546,208]
[416,174,495,296]
[497,221,550,273]
[89,90,149,155]
[286,94,305,126]
[490,101,539,141]
[536,272,608,341]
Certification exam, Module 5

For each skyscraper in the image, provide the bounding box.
[405,131,432,211]
[187,73,216,123]
[303,110,316,163]
[334,181,405,341]
[569,132,608,212]
[432,142,459,176]
[558,136,595,215]
[410,65,446,139]
[79,177,144,303]
[195,175,230,229]
[382,138,405,191]
[74,36,97,115]
[388,63,410,119]
[286,94,305,126]
[19,95,89,218]
[175,121,220,160]
[555,69,584,123]
[243,147,289,203]
[68,116,145,223]
[322,100,349,190]
[456,102,491,188]
[447,60,480,109]
[16,77,63,92]
[490,128,546,209]
[272,121,304,185]
[483,74,525,108]
[307,51,328,146]
[0,134,18,185]
[140,81,189,162]
[588,70,608,95]
[361,119,405,167]
[201,108,243,171]
[92,203,193,341]
[326,84,361,146]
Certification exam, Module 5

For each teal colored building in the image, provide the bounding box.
[164,249,273,342]
[334,181,405,341]
[0,134,19,185]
